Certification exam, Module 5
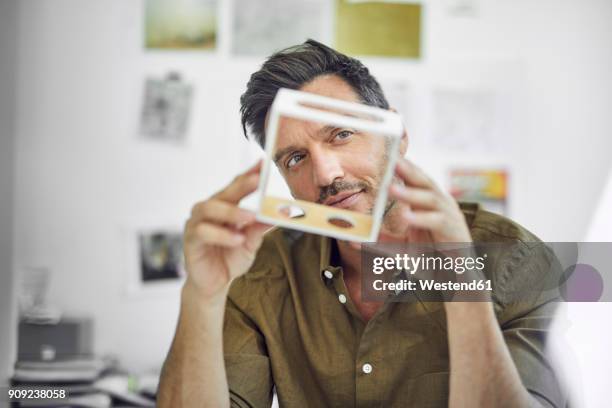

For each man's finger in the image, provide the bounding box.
[245,159,263,175]
[191,199,256,227]
[401,210,444,231]
[190,222,246,247]
[213,171,260,204]
[377,228,407,243]
[388,184,439,210]
[395,159,436,190]
[212,159,263,203]
[243,221,273,252]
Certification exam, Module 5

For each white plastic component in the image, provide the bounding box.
[256,88,403,242]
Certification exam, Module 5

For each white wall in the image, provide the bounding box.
[0,0,18,384]
[11,0,612,372]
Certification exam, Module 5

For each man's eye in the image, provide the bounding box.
[286,153,304,169]
[334,130,354,141]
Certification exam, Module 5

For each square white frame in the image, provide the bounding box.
[256,88,404,242]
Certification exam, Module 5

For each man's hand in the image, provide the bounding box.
[183,160,270,305]
[383,158,539,407]
[158,161,271,408]
[386,158,471,244]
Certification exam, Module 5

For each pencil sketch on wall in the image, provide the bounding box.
[231,0,328,56]
[139,72,193,142]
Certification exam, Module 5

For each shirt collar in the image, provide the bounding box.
[319,235,342,284]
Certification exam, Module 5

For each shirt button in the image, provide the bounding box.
[324,270,333,280]
[362,363,373,374]
[338,294,347,304]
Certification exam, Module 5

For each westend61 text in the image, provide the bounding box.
[372,279,493,292]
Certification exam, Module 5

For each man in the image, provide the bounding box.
[158,40,565,407]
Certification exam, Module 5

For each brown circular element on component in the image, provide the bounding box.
[327,216,354,229]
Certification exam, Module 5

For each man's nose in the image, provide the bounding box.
[310,147,344,187]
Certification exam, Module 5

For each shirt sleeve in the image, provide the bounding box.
[497,242,569,408]
[502,300,567,407]
[223,289,273,408]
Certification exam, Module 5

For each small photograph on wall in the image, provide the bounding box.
[449,168,508,215]
[231,0,328,56]
[139,72,193,142]
[334,0,421,58]
[144,0,217,50]
[139,230,185,282]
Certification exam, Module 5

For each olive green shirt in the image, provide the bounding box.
[223,203,566,407]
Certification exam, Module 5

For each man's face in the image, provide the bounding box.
[271,74,390,215]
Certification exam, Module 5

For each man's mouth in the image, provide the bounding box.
[323,189,364,209]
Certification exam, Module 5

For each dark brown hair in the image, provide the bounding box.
[240,39,389,147]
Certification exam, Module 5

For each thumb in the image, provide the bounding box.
[243,221,273,252]
[377,228,406,243]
